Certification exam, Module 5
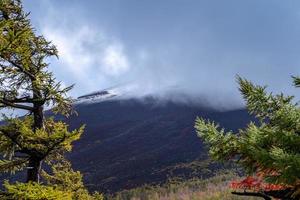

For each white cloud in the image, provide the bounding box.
[42,26,95,76]
[42,24,130,78]
[102,44,129,76]
[37,9,131,97]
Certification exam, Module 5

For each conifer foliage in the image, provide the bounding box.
[195,76,300,199]
[0,0,103,199]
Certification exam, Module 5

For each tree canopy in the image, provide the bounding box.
[0,0,103,199]
[195,76,300,199]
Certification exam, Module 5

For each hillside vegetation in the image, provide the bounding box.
[108,172,260,200]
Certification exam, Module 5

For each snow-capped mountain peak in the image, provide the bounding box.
[74,88,118,104]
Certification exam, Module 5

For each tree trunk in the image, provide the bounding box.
[26,156,42,183]
[27,105,44,182]
[27,83,44,182]
[32,80,44,131]
[33,104,44,130]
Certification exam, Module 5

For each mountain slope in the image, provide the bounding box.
[62,92,251,193]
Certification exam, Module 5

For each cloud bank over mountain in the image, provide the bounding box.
[23,0,300,109]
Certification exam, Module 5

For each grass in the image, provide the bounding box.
[107,172,261,200]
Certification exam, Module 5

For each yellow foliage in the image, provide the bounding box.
[1,181,72,200]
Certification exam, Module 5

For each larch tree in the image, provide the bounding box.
[0,0,83,184]
[195,76,300,200]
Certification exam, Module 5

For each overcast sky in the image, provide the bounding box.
[23,0,300,109]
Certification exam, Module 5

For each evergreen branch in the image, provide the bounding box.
[45,133,67,155]
[292,76,300,88]
[0,57,35,80]
[0,95,34,103]
[0,158,29,173]
[0,128,24,150]
[0,191,11,198]
[0,98,33,110]
[0,128,43,158]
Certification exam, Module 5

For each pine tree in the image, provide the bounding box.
[0,0,82,184]
[195,76,300,200]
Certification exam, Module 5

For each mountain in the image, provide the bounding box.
[0,88,252,193]
[60,88,252,193]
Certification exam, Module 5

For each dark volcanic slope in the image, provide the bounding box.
[63,98,252,193]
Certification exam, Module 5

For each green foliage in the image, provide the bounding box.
[0,116,84,174]
[0,0,84,180]
[0,181,72,200]
[0,0,73,115]
[0,158,28,173]
[195,76,300,198]
[0,0,81,177]
[42,159,104,200]
[0,160,104,200]
[0,1,104,199]
[292,76,300,88]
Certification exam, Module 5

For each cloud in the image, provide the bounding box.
[42,26,95,76]
[43,26,130,78]
[101,43,129,76]
[36,7,131,97]
[22,0,300,110]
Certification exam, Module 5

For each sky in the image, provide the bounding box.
[23,0,300,109]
